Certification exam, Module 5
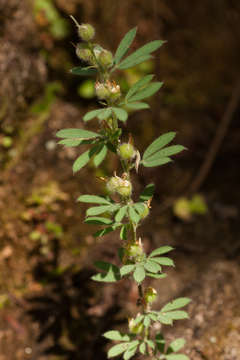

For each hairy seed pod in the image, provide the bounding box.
[128,317,144,334]
[144,287,157,304]
[125,242,144,261]
[98,50,113,68]
[95,82,111,100]
[116,179,132,198]
[76,43,93,62]
[118,143,136,160]
[78,23,95,41]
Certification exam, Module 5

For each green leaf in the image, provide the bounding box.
[167,338,186,353]
[128,206,141,224]
[83,109,104,122]
[103,331,130,341]
[86,204,119,216]
[155,333,165,353]
[157,313,173,325]
[56,128,99,139]
[84,216,113,225]
[133,202,146,217]
[144,259,161,273]
[118,40,165,69]
[120,264,135,277]
[77,194,111,204]
[108,343,127,358]
[161,298,191,312]
[151,257,174,267]
[93,145,107,167]
[73,148,95,173]
[151,145,186,159]
[165,354,189,360]
[139,183,155,201]
[133,265,145,283]
[143,132,176,160]
[58,139,82,147]
[98,108,112,120]
[125,102,150,110]
[126,75,154,100]
[120,224,128,240]
[92,261,120,282]
[142,157,172,168]
[146,272,167,279]
[115,205,128,222]
[143,315,151,328]
[111,107,128,122]
[123,346,138,360]
[93,225,120,238]
[114,27,137,65]
[139,342,146,355]
[163,310,189,320]
[149,246,174,257]
[118,54,153,70]
[146,339,155,349]
[128,82,163,102]
[70,66,97,76]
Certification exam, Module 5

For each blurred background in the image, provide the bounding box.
[0,0,240,359]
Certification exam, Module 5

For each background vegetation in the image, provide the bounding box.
[0,1,239,359]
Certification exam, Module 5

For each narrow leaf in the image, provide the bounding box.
[114,27,137,65]
[163,310,189,320]
[142,157,172,168]
[161,298,191,312]
[125,102,150,110]
[115,205,128,222]
[118,54,153,70]
[84,216,113,225]
[149,246,174,257]
[70,67,97,76]
[93,145,107,167]
[167,338,186,353]
[143,316,151,328]
[151,257,174,267]
[146,272,167,279]
[129,82,163,102]
[139,183,155,201]
[128,206,141,224]
[77,195,111,204]
[112,107,128,122]
[118,40,165,69]
[83,109,104,122]
[56,128,99,139]
[86,204,119,216]
[73,149,92,173]
[139,342,146,355]
[126,75,154,100]
[108,343,127,358]
[120,264,135,277]
[144,259,161,273]
[143,132,176,160]
[58,139,82,147]
[123,346,137,360]
[133,266,145,283]
[92,261,120,282]
[155,333,165,353]
[103,331,130,341]
[165,354,189,360]
[151,145,186,158]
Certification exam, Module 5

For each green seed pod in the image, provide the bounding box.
[116,179,132,198]
[95,82,111,100]
[125,242,144,261]
[118,143,136,160]
[76,43,93,62]
[144,287,157,304]
[78,23,95,41]
[98,50,113,68]
[106,176,120,194]
[128,317,144,334]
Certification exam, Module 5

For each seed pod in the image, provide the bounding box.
[118,143,136,160]
[76,43,93,62]
[78,23,95,41]
[95,82,111,100]
[144,287,157,304]
[98,50,113,68]
[116,179,132,198]
[124,242,144,261]
[106,176,121,194]
[128,317,144,334]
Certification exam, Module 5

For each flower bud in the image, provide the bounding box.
[144,287,157,304]
[118,143,136,160]
[76,43,93,62]
[95,82,111,100]
[106,175,132,198]
[124,242,144,261]
[98,50,113,68]
[128,317,144,334]
[78,23,95,41]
